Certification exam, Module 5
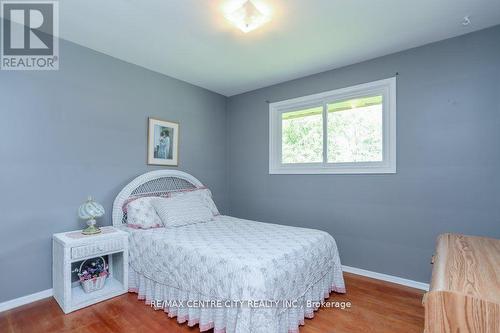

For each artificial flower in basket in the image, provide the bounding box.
[76,257,109,293]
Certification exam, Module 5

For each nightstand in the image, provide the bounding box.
[52,226,128,313]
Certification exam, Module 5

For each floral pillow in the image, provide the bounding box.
[126,197,163,229]
[169,188,220,216]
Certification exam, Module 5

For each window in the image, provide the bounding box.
[269,78,396,174]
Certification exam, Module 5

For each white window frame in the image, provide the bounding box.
[269,77,396,174]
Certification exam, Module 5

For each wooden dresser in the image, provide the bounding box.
[424,233,500,333]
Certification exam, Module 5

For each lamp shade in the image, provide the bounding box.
[78,196,105,220]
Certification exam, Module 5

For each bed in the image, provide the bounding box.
[113,170,345,333]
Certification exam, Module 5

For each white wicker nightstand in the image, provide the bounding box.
[52,226,128,313]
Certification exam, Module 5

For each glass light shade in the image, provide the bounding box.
[78,196,105,235]
[225,0,271,33]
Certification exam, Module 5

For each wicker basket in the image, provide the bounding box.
[81,275,107,293]
[78,257,108,293]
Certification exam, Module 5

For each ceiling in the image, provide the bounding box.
[57,0,500,96]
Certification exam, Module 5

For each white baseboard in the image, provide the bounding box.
[342,265,429,291]
[0,289,53,313]
[0,265,428,313]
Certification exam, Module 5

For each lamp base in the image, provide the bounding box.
[82,225,101,235]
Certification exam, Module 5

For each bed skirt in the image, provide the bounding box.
[128,267,346,333]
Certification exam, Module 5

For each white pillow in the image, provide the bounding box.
[170,188,219,216]
[151,195,214,227]
[126,197,163,229]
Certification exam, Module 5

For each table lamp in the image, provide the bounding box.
[78,196,105,235]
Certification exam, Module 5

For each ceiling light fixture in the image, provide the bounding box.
[224,0,271,33]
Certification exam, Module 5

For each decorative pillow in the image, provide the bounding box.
[169,188,220,216]
[126,197,163,229]
[151,195,214,227]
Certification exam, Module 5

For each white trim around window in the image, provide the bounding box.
[269,77,396,174]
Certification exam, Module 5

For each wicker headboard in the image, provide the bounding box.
[112,170,204,226]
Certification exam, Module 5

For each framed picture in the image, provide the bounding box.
[147,118,179,166]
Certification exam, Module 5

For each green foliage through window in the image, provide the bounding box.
[328,96,383,162]
[281,96,383,164]
[282,107,323,164]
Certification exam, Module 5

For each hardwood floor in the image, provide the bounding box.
[0,273,424,333]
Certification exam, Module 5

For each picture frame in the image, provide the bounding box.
[147,117,179,166]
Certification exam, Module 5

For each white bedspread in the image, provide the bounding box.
[127,215,345,333]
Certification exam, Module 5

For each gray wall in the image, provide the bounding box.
[0,39,227,302]
[226,26,500,283]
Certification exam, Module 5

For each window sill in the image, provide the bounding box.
[269,165,396,175]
